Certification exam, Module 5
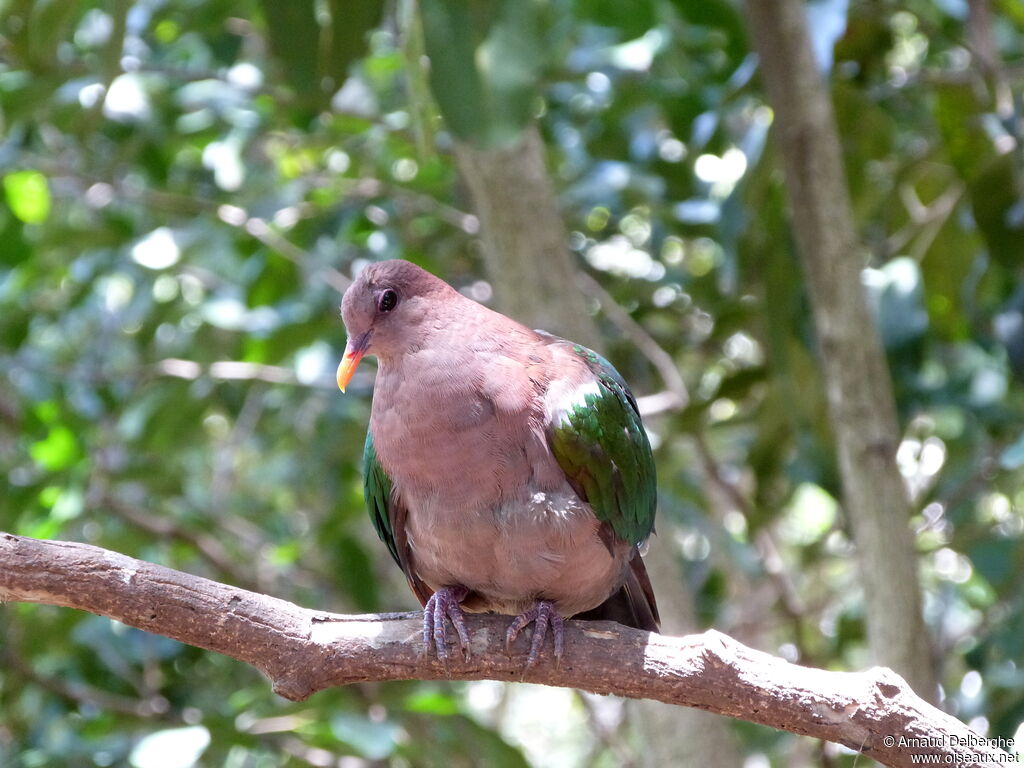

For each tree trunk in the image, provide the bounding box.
[453,122,742,766]
[744,0,938,702]
[453,125,601,350]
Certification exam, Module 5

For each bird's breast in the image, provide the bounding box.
[370,353,551,507]
[370,359,628,615]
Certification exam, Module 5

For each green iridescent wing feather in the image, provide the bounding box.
[364,431,433,605]
[363,431,401,566]
[548,344,656,546]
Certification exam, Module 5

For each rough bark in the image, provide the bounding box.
[453,124,601,350]
[0,533,1010,768]
[744,0,938,701]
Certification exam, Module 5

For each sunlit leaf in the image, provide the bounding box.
[780,483,838,546]
[3,170,51,224]
[404,689,461,716]
[863,256,928,350]
[29,426,80,471]
[129,726,211,768]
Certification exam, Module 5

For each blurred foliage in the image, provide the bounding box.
[1,0,1023,765]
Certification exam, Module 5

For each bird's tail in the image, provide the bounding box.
[575,550,660,632]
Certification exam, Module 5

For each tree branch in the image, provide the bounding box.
[0,533,1010,768]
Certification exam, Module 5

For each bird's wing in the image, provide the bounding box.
[363,430,399,565]
[545,341,657,547]
[363,431,432,605]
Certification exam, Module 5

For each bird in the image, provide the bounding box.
[337,259,659,667]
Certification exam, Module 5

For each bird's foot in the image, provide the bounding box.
[423,585,471,662]
[505,600,564,669]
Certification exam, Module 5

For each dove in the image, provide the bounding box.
[338,260,659,666]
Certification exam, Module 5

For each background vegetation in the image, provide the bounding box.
[1,0,1022,765]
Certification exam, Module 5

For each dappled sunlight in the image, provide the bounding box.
[1,0,1022,764]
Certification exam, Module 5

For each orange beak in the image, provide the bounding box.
[336,334,369,392]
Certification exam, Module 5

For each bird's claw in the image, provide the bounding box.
[506,600,564,669]
[423,586,471,662]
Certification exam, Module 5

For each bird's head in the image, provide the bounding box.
[337,259,455,391]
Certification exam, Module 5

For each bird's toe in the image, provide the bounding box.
[506,600,564,668]
[423,585,471,661]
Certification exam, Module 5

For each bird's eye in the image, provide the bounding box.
[377,289,399,313]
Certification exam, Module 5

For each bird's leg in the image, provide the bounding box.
[505,600,564,668]
[423,585,471,662]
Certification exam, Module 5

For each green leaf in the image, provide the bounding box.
[329,713,400,760]
[16,0,81,71]
[324,0,384,89]
[577,0,657,40]
[3,170,51,224]
[420,0,544,148]
[970,538,1016,590]
[404,713,531,767]
[404,689,461,715]
[20,517,63,540]
[29,425,80,471]
[50,487,83,522]
[0,209,32,266]
[260,0,322,102]
[334,534,379,610]
[669,0,747,62]
[260,0,381,107]
[933,82,990,181]
[967,155,1023,270]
